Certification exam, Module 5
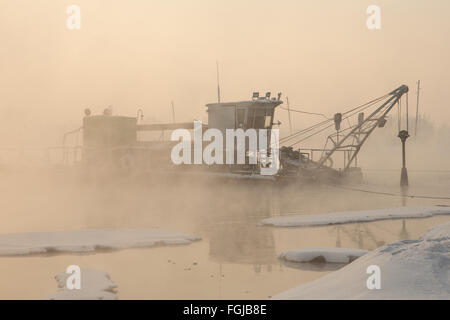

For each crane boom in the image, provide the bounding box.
[315,85,409,172]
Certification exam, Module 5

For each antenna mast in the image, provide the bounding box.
[415,80,420,137]
[171,100,176,123]
[216,61,221,103]
[286,97,293,134]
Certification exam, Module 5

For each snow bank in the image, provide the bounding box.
[279,248,368,264]
[0,229,201,256]
[47,269,117,300]
[273,221,450,299]
[261,206,450,227]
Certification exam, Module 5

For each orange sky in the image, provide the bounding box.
[0,0,449,145]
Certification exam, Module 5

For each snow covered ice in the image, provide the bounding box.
[0,229,201,256]
[279,248,368,264]
[272,221,450,299]
[47,269,118,300]
[261,206,450,227]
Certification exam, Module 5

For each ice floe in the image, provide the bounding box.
[0,229,201,256]
[47,269,117,300]
[273,221,450,299]
[261,206,450,227]
[279,248,368,264]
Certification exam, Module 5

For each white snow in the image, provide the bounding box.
[47,269,117,300]
[261,206,450,227]
[0,229,201,256]
[273,221,450,299]
[279,248,368,264]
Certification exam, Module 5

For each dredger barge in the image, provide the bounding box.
[60,85,410,184]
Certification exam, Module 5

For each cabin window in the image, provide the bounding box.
[254,116,265,128]
[253,108,272,129]
[247,109,256,128]
[265,108,274,128]
[236,109,245,128]
[264,116,272,128]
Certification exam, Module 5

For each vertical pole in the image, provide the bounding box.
[216,61,221,103]
[286,96,293,134]
[415,80,420,137]
[344,150,346,168]
[402,137,406,168]
[398,130,409,187]
[171,101,176,123]
[406,93,409,131]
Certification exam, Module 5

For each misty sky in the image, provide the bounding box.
[0,0,449,145]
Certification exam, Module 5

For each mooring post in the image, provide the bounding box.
[398,130,409,187]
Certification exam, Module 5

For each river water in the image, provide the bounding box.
[0,167,449,299]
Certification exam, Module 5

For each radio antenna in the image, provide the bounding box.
[286,97,293,134]
[216,61,221,103]
[415,80,420,137]
[171,100,176,123]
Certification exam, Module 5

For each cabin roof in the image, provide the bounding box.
[206,99,282,108]
[136,122,208,131]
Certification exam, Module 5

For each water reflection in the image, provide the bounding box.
[399,220,410,239]
[0,170,449,299]
[196,180,437,275]
[202,182,277,273]
[208,223,276,272]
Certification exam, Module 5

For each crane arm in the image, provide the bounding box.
[315,85,409,172]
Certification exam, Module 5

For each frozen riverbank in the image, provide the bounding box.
[273,221,450,299]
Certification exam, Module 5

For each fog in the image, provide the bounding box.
[1,1,450,146]
[1,0,449,231]
[0,0,449,299]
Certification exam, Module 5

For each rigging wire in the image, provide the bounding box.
[287,123,335,147]
[291,123,358,149]
[280,117,332,142]
[341,94,390,116]
[282,96,387,147]
[325,183,450,201]
[280,93,391,146]
[279,106,330,119]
